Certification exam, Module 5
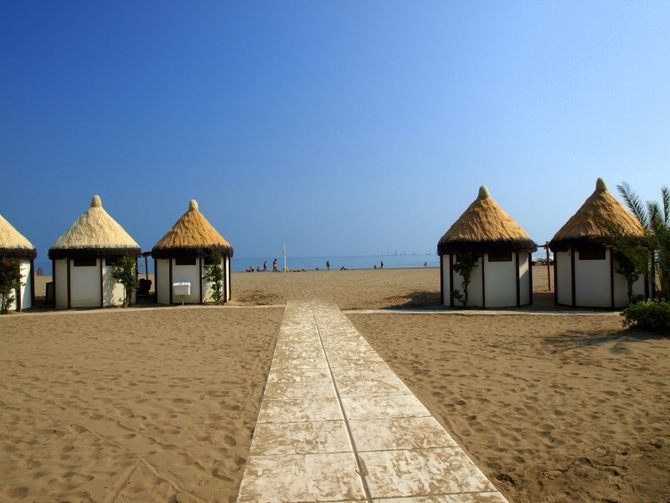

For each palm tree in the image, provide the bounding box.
[618,183,670,300]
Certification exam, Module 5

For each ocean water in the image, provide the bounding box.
[32,254,439,276]
[234,254,440,272]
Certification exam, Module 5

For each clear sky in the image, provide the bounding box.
[2,1,669,261]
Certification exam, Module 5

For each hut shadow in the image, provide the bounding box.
[383,291,444,310]
[543,327,669,355]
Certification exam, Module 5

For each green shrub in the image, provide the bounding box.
[0,257,21,314]
[621,299,670,330]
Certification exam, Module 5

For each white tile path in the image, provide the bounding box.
[237,300,509,503]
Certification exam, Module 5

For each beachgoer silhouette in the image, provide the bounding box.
[273,259,278,272]
[263,261,268,272]
[380,261,384,269]
[326,260,330,270]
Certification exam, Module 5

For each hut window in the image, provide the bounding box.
[73,258,97,267]
[488,252,512,262]
[105,257,119,267]
[579,249,606,260]
[175,258,197,266]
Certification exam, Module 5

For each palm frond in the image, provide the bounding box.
[618,182,649,227]
[661,186,670,226]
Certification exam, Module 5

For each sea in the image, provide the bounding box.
[33,254,440,276]
[234,254,440,272]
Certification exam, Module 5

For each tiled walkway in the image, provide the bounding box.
[237,300,509,503]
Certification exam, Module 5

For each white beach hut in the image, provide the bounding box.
[549,178,646,308]
[438,186,537,308]
[151,200,233,305]
[48,195,141,308]
[0,213,37,311]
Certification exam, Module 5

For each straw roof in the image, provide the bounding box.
[437,186,537,255]
[549,178,645,252]
[151,200,233,259]
[0,213,37,259]
[48,195,141,260]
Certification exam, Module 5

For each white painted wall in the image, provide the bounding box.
[441,256,451,305]
[555,251,572,306]
[225,256,231,301]
[102,260,134,307]
[444,252,532,308]
[55,259,68,308]
[574,250,611,307]
[4,259,32,311]
[156,259,170,304]
[171,259,201,304]
[452,255,484,308]
[70,259,101,308]
[519,253,531,305]
[484,256,517,307]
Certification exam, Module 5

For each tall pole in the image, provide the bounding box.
[283,243,287,273]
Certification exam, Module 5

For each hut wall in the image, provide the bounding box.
[5,259,32,311]
[555,251,572,306]
[71,259,102,308]
[519,253,531,306]
[20,260,32,309]
[156,259,170,304]
[171,259,201,304]
[440,256,451,305]
[483,254,517,307]
[102,261,132,307]
[452,255,484,308]
[55,259,68,308]
[574,250,611,308]
[202,258,230,303]
[225,256,231,301]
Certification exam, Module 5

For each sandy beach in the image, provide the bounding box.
[2,266,669,502]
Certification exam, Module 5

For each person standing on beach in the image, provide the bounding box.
[326,260,330,270]
[263,261,267,272]
[380,261,384,269]
[273,259,278,272]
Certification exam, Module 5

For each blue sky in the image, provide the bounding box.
[2,1,669,261]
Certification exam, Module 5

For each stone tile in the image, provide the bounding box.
[270,355,328,370]
[273,344,324,360]
[334,365,412,397]
[360,448,497,499]
[348,417,458,451]
[267,367,331,383]
[237,452,367,502]
[264,380,336,400]
[251,421,352,455]
[376,493,508,503]
[258,397,343,423]
[341,395,431,420]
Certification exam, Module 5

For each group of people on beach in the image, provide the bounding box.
[244,259,390,272]
[245,259,279,273]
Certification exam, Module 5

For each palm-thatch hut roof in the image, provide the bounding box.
[549,178,645,252]
[151,200,233,259]
[48,195,141,260]
[437,186,537,255]
[0,214,37,259]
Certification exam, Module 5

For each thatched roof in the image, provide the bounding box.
[0,213,37,260]
[151,200,233,259]
[549,178,645,252]
[48,195,141,260]
[437,186,537,255]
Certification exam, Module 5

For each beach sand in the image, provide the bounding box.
[2,266,669,502]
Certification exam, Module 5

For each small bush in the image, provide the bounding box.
[621,299,670,330]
